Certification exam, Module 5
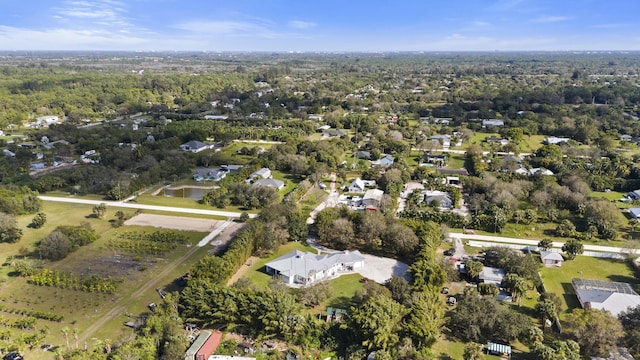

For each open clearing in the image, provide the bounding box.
[124,213,224,232]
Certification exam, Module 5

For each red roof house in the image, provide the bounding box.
[195,330,223,360]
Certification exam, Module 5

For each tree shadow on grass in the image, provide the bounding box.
[327,296,354,310]
[560,282,579,311]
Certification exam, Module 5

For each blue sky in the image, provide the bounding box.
[0,0,639,51]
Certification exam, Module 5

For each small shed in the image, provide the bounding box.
[540,250,564,267]
[487,342,511,358]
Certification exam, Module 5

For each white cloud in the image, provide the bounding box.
[54,0,132,28]
[531,16,572,23]
[173,18,285,39]
[0,26,148,50]
[288,20,317,30]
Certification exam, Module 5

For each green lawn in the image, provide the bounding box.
[321,273,364,310]
[432,339,502,359]
[540,256,640,314]
[299,188,328,215]
[135,193,260,214]
[446,154,466,169]
[590,190,626,202]
[520,135,545,152]
[465,132,501,148]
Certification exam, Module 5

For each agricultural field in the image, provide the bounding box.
[0,202,230,359]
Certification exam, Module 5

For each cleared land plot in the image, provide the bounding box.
[124,213,223,232]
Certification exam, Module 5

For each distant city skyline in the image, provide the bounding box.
[1,0,639,52]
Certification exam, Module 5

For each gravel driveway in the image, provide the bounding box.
[357,254,410,283]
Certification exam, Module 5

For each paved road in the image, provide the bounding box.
[198,220,234,247]
[449,232,638,257]
[412,147,532,157]
[38,196,258,219]
[396,181,424,215]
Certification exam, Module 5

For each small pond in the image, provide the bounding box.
[162,186,214,200]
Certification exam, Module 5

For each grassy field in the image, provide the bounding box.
[299,188,328,214]
[431,338,503,359]
[520,135,546,152]
[0,201,216,359]
[540,256,639,314]
[135,193,260,214]
[590,190,626,202]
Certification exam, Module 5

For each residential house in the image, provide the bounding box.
[572,278,640,316]
[220,164,242,172]
[627,190,640,201]
[249,168,272,180]
[544,136,571,145]
[355,151,372,160]
[348,178,366,193]
[252,179,285,190]
[362,179,377,187]
[445,176,460,186]
[195,330,223,360]
[423,152,447,166]
[479,266,506,285]
[265,250,365,286]
[434,118,451,125]
[501,155,523,168]
[482,119,504,128]
[204,115,228,120]
[363,189,385,209]
[628,208,640,219]
[323,129,346,138]
[185,330,212,360]
[27,115,61,128]
[180,140,214,153]
[308,115,323,121]
[372,155,394,168]
[423,190,453,208]
[486,136,510,146]
[193,168,227,182]
[530,168,554,176]
[430,135,451,149]
[540,250,564,267]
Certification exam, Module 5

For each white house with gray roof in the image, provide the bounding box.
[572,278,640,316]
[265,250,365,286]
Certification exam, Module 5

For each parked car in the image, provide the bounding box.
[441,287,449,294]
[444,247,456,256]
[3,353,23,360]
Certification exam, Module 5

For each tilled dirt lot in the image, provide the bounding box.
[124,213,223,232]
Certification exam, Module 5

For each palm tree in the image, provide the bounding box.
[72,328,79,349]
[61,326,69,349]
